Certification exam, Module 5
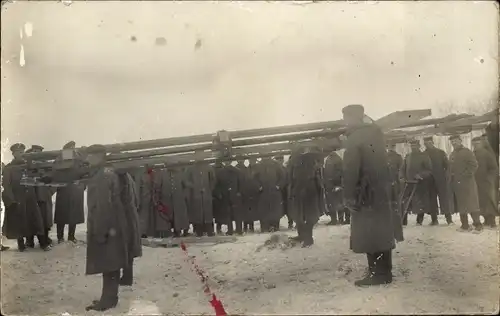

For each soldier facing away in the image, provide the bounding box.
[341,104,397,287]
[158,167,190,237]
[386,142,402,215]
[448,134,483,233]
[84,144,141,312]
[253,156,286,232]
[288,146,324,247]
[472,136,498,229]
[245,157,260,233]
[185,154,216,237]
[323,150,345,225]
[2,143,47,252]
[423,136,453,225]
[400,139,434,226]
[54,141,86,243]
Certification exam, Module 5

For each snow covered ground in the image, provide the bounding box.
[1,214,499,315]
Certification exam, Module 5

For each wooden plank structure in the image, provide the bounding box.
[18,108,498,187]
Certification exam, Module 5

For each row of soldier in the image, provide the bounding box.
[387,134,498,232]
[1,131,498,252]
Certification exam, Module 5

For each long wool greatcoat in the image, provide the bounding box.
[343,123,398,254]
[235,163,256,222]
[137,168,170,236]
[245,163,261,221]
[449,146,480,215]
[323,151,344,214]
[159,168,190,231]
[213,164,245,224]
[400,150,433,215]
[117,172,142,261]
[85,167,130,275]
[473,147,499,216]
[185,163,216,225]
[2,159,45,239]
[288,152,323,225]
[253,158,286,223]
[386,150,402,208]
[424,146,452,215]
[54,183,85,225]
[35,186,55,229]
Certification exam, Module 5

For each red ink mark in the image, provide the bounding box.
[146,169,227,315]
[179,241,227,316]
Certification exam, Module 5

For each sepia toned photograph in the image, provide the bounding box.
[1,0,499,315]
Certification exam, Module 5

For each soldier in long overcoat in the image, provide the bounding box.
[448,134,482,232]
[83,145,137,312]
[2,143,46,252]
[400,139,434,225]
[138,167,169,237]
[245,157,260,232]
[423,136,453,224]
[341,104,397,287]
[472,136,499,228]
[159,167,190,237]
[253,156,286,232]
[54,141,85,243]
[213,162,245,235]
[273,155,291,229]
[185,161,216,236]
[25,145,55,248]
[116,170,142,286]
[235,159,256,232]
[323,150,344,225]
[288,148,323,247]
[485,122,499,166]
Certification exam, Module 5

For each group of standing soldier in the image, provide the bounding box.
[387,132,498,232]
[1,141,86,252]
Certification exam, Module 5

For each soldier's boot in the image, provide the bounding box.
[194,224,203,237]
[429,214,439,226]
[204,223,216,237]
[457,213,472,232]
[25,236,35,248]
[354,251,393,287]
[182,229,190,237]
[287,217,294,230]
[301,223,314,248]
[289,223,303,243]
[36,234,51,251]
[215,223,223,235]
[45,229,53,246]
[235,221,244,235]
[344,211,351,224]
[444,213,454,225]
[17,238,26,252]
[68,224,77,243]
[120,259,134,286]
[416,214,424,226]
[246,222,255,233]
[226,223,234,236]
[0,245,9,251]
[327,212,339,226]
[487,215,497,228]
[86,270,119,311]
[471,213,483,234]
[56,224,65,243]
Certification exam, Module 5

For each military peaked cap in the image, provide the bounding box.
[342,104,365,116]
[10,143,25,152]
[25,148,34,154]
[449,134,462,141]
[63,141,76,149]
[31,145,44,151]
[86,144,107,154]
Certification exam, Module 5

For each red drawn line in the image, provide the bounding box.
[147,168,227,316]
[180,241,228,316]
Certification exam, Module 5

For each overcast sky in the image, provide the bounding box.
[1,1,498,162]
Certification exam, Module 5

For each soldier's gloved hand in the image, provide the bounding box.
[414,174,423,181]
[259,186,263,191]
[276,185,280,190]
